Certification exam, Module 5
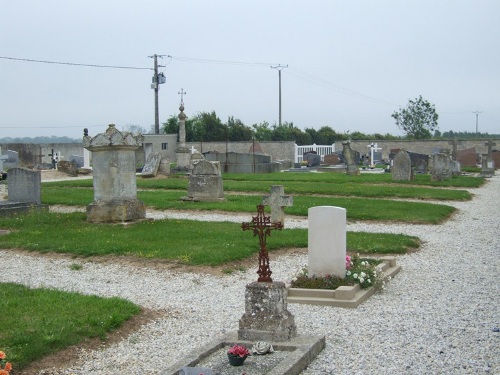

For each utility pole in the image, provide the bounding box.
[472,110,482,136]
[148,54,166,134]
[271,64,288,126]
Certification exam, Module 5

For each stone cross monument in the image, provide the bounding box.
[262,185,293,228]
[239,205,297,342]
[175,88,191,170]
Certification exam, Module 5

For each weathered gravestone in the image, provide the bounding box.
[262,185,293,228]
[431,152,452,181]
[141,152,162,177]
[189,152,205,170]
[83,124,145,222]
[7,167,42,205]
[323,153,341,165]
[57,160,78,177]
[0,167,48,217]
[182,160,224,201]
[308,206,346,278]
[392,150,413,181]
[239,205,297,342]
[342,141,359,175]
[303,151,321,167]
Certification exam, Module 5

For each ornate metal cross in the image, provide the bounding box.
[242,204,283,282]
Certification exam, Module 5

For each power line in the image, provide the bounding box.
[168,55,275,66]
[0,56,152,70]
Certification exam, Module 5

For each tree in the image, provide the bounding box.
[252,121,273,141]
[227,116,253,141]
[391,96,439,139]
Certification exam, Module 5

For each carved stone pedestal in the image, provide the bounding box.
[238,281,297,342]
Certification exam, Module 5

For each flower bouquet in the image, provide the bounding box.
[227,344,250,366]
[0,351,12,375]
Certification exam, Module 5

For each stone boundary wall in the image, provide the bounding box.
[184,141,296,162]
[347,139,500,161]
[1,139,498,168]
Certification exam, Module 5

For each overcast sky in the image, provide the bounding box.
[1,0,499,140]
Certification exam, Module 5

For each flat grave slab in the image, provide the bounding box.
[161,332,325,375]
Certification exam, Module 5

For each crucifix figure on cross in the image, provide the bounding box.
[242,204,283,282]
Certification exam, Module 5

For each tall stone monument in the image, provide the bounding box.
[175,89,191,170]
[342,141,359,175]
[83,125,145,222]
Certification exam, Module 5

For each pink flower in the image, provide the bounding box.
[228,344,250,358]
[345,255,352,270]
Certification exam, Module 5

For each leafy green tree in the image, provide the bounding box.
[162,115,179,135]
[315,126,337,144]
[391,96,439,139]
[252,121,273,141]
[227,116,253,141]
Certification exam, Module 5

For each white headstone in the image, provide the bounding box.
[308,206,346,278]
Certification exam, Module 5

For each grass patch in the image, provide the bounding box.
[44,173,481,199]
[41,187,456,224]
[0,212,419,265]
[0,282,140,370]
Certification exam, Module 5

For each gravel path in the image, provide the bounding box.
[1,176,499,374]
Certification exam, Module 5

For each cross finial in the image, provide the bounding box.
[178,88,186,104]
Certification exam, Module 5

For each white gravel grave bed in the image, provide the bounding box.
[0,176,499,374]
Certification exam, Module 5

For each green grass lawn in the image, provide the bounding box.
[0,282,140,370]
[0,211,419,265]
[41,187,456,224]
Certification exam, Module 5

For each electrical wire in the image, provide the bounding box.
[0,56,152,70]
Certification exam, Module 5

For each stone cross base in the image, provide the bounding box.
[238,281,297,342]
[175,148,191,170]
[87,198,146,223]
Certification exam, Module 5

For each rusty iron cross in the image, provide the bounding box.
[242,204,283,282]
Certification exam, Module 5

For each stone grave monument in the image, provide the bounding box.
[481,140,496,175]
[308,206,346,278]
[175,90,191,170]
[392,150,413,181]
[141,152,162,178]
[83,124,146,222]
[303,151,321,167]
[181,160,224,201]
[0,167,48,217]
[239,205,297,341]
[262,185,293,228]
[342,141,359,175]
[430,152,452,181]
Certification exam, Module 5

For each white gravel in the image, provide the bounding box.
[1,176,499,374]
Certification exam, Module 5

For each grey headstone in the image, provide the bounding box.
[392,150,412,181]
[183,161,224,201]
[4,150,19,169]
[7,168,42,205]
[69,155,84,168]
[192,160,221,176]
[303,152,321,167]
[431,153,452,181]
[141,152,162,177]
